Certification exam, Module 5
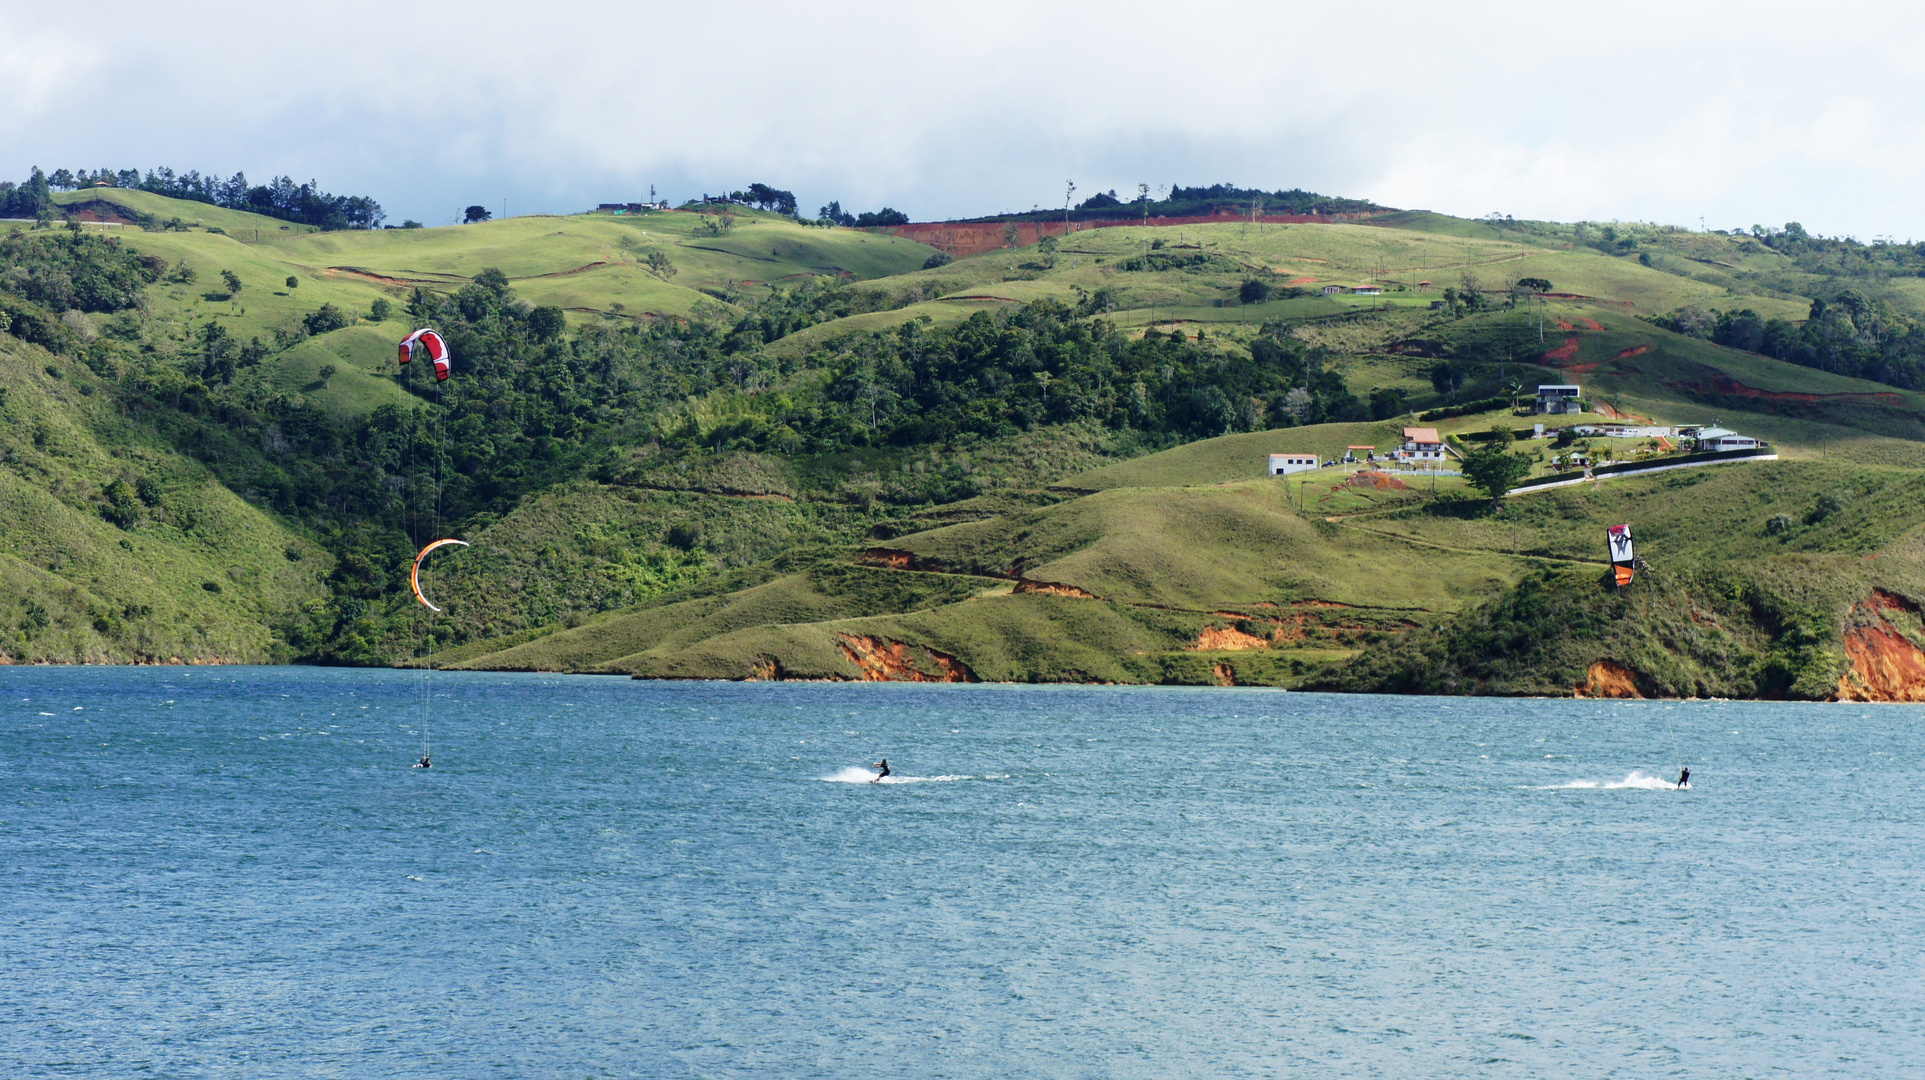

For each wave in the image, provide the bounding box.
[820,766,972,785]
[1541,770,1689,791]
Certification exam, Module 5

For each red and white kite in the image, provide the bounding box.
[398,328,452,381]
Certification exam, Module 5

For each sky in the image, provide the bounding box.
[5,0,1924,238]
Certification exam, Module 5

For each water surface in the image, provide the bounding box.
[4,667,1921,1077]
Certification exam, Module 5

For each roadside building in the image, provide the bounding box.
[1352,285,1383,296]
[1268,453,1319,476]
[1343,445,1377,464]
[1321,285,1343,295]
[1534,384,1582,414]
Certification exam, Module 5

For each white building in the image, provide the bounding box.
[1269,453,1319,476]
[1397,427,1446,463]
[1353,285,1383,296]
[1692,426,1760,452]
[1571,423,1677,438]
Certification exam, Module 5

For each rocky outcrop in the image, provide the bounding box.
[1193,625,1270,651]
[1836,591,1925,702]
[1575,660,1651,698]
[835,634,977,682]
[1012,578,1102,600]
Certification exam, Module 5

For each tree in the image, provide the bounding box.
[646,251,677,280]
[401,220,423,229]
[369,298,392,322]
[285,275,298,289]
[527,305,566,340]
[1461,440,1531,509]
[853,207,908,227]
[221,269,242,294]
[742,183,797,215]
[1369,386,1407,420]
[464,205,492,223]
[1239,279,1271,304]
[317,364,336,386]
[302,303,351,335]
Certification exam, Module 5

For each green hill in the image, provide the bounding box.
[0,335,329,662]
[13,188,1925,697]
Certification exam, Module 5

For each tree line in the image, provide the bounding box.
[1,165,384,230]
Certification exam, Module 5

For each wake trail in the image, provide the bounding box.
[820,766,974,785]
[1538,769,1690,791]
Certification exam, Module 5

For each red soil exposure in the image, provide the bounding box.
[1869,588,1919,613]
[67,204,140,225]
[1343,471,1408,492]
[1837,625,1925,701]
[1193,625,1271,651]
[1542,337,1581,363]
[1013,579,1103,600]
[1834,591,1925,701]
[1667,374,1904,405]
[1574,660,1650,698]
[881,211,1382,256]
[835,634,978,683]
[1579,317,1605,331]
[1286,277,1318,286]
[1555,320,1575,331]
[1212,662,1238,686]
[859,548,964,574]
[1617,344,1653,359]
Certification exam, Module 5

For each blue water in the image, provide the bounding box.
[4,667,1922,1078]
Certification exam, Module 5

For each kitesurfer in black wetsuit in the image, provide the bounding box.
[418,754,431,769]
[1675,766,1689,789]
[871,758,890,783]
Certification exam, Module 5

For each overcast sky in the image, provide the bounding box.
[5,0,1923,237]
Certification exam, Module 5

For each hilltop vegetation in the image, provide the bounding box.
[9,179,1925,698]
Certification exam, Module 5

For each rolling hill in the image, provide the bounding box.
[12,184,1925,699]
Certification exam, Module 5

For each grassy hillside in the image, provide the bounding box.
[0,335,329,662]
[18,186,1925,696]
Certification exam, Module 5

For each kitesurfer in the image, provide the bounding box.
[417,754,431,769]
[871,758,890,783]
[1675,766,1689,789]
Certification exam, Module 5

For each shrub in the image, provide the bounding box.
[302,304,351,335]
[1805,492,1846,525]
[922,251,953,270]
[1766,513,1793,535]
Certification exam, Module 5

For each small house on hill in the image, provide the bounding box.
[1398,427,1445,463]
[1352,285,1383,296]
[1691,426,1760,452]
[1269,453,1319,476]
[1535,384,1582,415]
[1321,285,1343,295]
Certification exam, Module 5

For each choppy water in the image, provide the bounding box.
[4,667,1922,1078]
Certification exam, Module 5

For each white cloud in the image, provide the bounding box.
[6,0,1925,237]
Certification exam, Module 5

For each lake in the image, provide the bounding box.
[4,666,1921,1077]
